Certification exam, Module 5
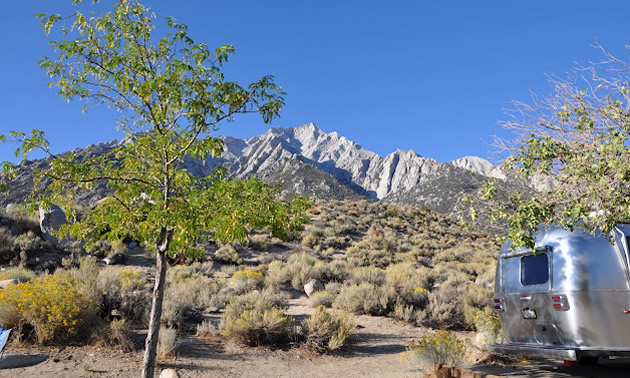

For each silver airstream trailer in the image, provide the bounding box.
[491,224,630,363]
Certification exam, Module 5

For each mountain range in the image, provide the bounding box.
[1,123,528,231]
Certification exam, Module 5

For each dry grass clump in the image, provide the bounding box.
[228,269,265,294]
[213,243,243,265]
[196,320,218,338]
[220,290,294,347]
[301,306,354,353]
[92,319,134,352]
[97,267,150,324]
[158,326,178,360]
[266,252,322,291]
[0,266,36,282]
[309,290,335,308]
[333,282,395,316]
[248,233,272,252]
[163,273,224,326]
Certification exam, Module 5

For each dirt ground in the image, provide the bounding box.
[2,297,630,378]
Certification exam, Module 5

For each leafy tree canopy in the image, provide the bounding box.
[1,1,310,376]
[477,45,630,250]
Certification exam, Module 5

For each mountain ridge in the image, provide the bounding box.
[0,123,525,231]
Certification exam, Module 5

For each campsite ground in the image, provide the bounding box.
[2,307,630,378]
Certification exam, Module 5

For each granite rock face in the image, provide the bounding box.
[39,204,69,247]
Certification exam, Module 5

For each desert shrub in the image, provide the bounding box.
[324,281,342,295]
[473,308,503,350]
[14,231,49,254]
[346,228,397,267]
[0,267,36,283]
[93,319,134,352]
[333,282,395,316]
[301,306,354,353]
[222,307,295,347]
[213,243,243,265]
[311,259,349,283]
[301,230,323,249]
[157,326,178,360]
[90,240,112,258]
[220,290,287,326]
[248,233,271,251]
[349,266,386,285]
[119,269,145,292]
[196,319,218,338]
[385,263,429,295]
[228,269,265,294]
[404,286,430,309]
[0,274,98,343]
[404,330,468,373]
[96,268,150,324]
[163,274,224,326]
[309,290,335,308]
[266,253,322,291]
[424,279,474,329]
[0,228,17,260]
[392,298,415,323]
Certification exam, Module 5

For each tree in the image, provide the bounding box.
[479,44,630,250]
[1,1,309,376]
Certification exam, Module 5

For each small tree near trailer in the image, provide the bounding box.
[475,44,630,250]
[1,1,309,376]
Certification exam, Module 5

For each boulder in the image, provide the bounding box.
[0,279,18,289]
[304,278,324,297]
[159,369,180,378]
[128,241,139,249]
[39,205,69,247]
[104,252,127,265]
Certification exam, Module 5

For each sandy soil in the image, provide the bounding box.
[2,312,630,378]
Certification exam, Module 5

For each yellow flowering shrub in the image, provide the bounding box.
[119,269,145,292]
[0,274,97,343]
[228,269,265,293]
[404,330,468,373]
[473,308,503,348]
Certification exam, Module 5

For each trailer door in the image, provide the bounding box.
[499,250,562,346]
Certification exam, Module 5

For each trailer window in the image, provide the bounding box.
[521,253,549,286]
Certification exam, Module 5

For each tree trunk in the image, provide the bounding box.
[142,249,168,378]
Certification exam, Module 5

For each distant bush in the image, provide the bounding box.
[223,307,295,347]
[163,274,224,326]
[158,326,178,361]
[333,282,394,316]
[0,266,36,283]
[119,269,145,292]
[229,269,265,294]
[93,319,134,352]
[266,253,322,291]
[404,330,468,373]
[349,266,386,285]
[220,289,293,347]
[301,230,323,249]
[301,306,354,353]
[213,243,243,265]
[196,320,218,338]
[309,290,335,308]
[248,233,271,252]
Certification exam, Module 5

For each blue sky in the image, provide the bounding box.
[1,1,630,164]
